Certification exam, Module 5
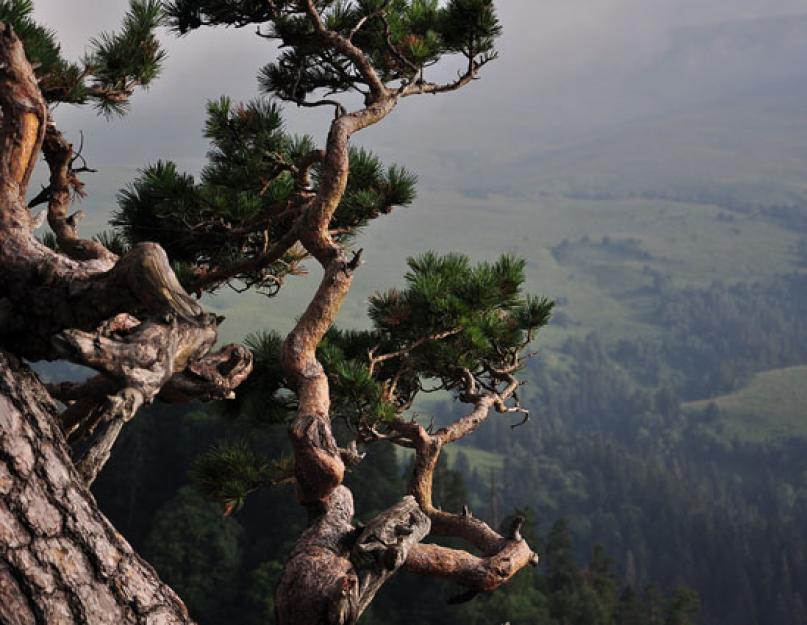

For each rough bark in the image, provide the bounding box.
[0,351,195,625]
[0,22,245,623]
[349,496,431,615]
[0,7,537,624]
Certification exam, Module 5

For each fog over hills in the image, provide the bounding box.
[356,15,807,221]
[491,81,807,203]
[22,4,807,625]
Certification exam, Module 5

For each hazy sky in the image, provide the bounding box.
[25,0,807,341]
[32,0,807,183]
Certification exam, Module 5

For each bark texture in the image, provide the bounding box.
[0,22,243,624]
[0,6,537,623]
[0,351,195,625]
[271,6,538,622]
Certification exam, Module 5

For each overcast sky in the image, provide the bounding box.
[32,0,807,181]
[25,0,807,341]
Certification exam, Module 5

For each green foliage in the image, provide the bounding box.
[440,0,501,57]
[328,147,418,232]
[368,251,553,393]
[36,230,58,250]
[178,248,550,513]
[2,0,165,112]
[85,0,166,115]
[92,230,130,256]
[191,439,292,513]
[0,0,63,79]
[143,486,242,620]
[230,331,296,426]
[114,161,203,261]
[237,252,555,435]
[113,100,415,294]
[164,0,501,101]
[164,0,282,33]
[240,251,551,440]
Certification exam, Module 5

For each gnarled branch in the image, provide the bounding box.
[350,496,431,615]
[386,377,538,596]
[405,536,537,599]
[41,123,116,262]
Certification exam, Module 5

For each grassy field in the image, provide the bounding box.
[685,366,807,443]
[45,91,807,447]
[208,188,801,349]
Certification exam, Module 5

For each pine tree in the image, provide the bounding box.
[665,586,700,625]
[0,1,552,624]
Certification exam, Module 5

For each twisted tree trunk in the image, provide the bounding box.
[0,351,195,625]
[0,22,245,624]
[0,7,539,623]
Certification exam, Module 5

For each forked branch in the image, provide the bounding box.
[387,377,539,594]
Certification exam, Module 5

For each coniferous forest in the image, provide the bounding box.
[2,1,807,624]
[90,264,807,625]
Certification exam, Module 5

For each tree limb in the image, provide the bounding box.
[0,21,47,225]
[401,54,497,97]
[300,0,388,99]
[387,377,538,592]
[41,123,116,262]
[74,387,144,485]
[405,538,538,597]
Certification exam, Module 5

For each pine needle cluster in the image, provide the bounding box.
[0,0,165,114]
[113,98,417,294]
[195,253,552,510]
[164,1,501,104]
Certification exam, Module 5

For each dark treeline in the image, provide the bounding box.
[88,267,807,624]
[91,404,696,625]
[455,270,807,625]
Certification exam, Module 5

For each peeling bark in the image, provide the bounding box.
[350,496,431,615]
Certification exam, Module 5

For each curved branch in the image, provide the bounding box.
[390,377,538,591]
[405,537,537,598]
[280,94,397,507]
[301,0,387,98]
[188,221,303,292]
[367,328,461,376]
[281,246,358,504]
[41,123,116,262]
[438,376,521,445]
[401,54,497,97]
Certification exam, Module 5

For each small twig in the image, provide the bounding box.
[368,328,461,376]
